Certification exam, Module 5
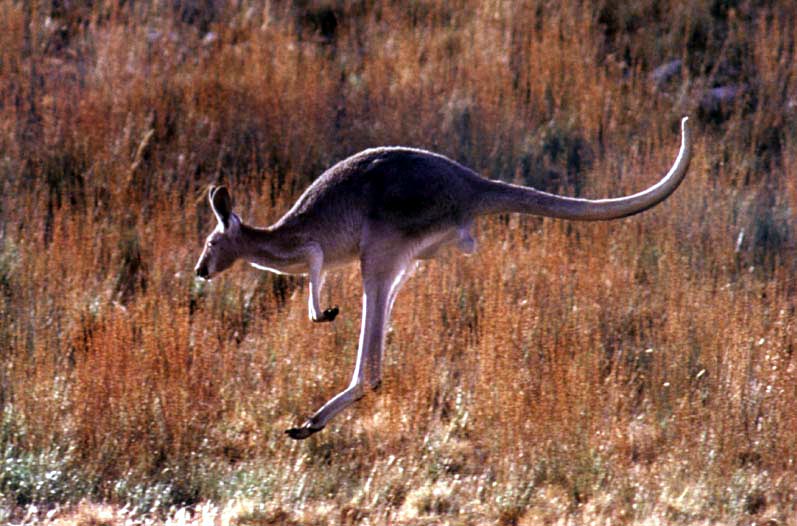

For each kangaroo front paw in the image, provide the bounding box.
[312,306,339,323]
[285,422,325,440]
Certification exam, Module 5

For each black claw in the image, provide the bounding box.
[312,306,339,323]
[324,306,339,321]
[285,424,325,440]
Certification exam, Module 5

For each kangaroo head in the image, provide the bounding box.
[195,186,243,280]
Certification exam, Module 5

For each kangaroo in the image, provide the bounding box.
[195,117,692,439]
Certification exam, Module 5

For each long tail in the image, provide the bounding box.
[475,117,692,220]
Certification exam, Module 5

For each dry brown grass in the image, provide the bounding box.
[1,0,796,524]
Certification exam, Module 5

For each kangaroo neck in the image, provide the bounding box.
[239,222,307,274]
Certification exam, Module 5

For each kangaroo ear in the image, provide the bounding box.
[210,186,233,228]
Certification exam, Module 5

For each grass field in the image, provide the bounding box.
[1,0,796,524]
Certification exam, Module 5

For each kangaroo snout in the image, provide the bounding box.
[195,263,210,280]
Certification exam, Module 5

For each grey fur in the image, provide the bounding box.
[194,117,692,439]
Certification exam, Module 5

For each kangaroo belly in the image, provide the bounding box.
[317,230,362,270]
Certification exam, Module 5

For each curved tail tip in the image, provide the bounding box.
[681,115,689,130]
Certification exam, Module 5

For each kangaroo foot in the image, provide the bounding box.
[285,422,326,440]
[312,306,339,323]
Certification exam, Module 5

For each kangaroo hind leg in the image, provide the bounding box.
[367,261,414,392]
[286,249,409,439]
